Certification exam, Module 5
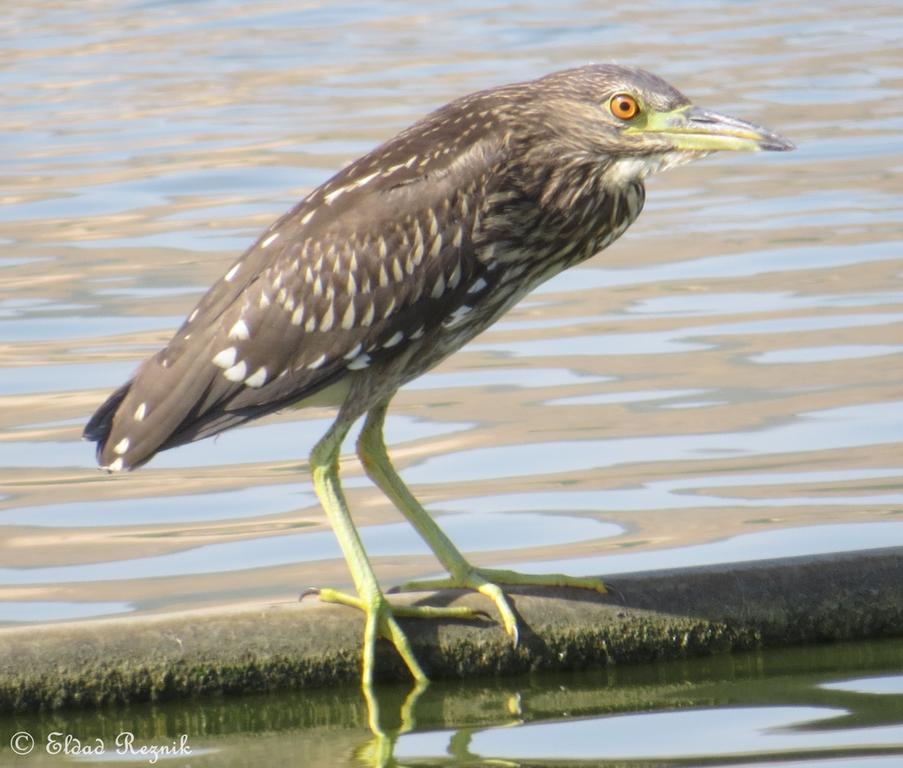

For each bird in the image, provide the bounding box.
[84,64,793,687]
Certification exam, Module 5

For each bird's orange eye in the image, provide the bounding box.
[610,93,639,120]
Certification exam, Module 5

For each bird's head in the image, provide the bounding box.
[520,64,794,184]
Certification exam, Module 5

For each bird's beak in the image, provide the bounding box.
[627,104,795,152]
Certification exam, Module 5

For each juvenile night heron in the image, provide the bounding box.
[85,65,792,685]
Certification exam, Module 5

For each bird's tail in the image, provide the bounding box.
[83,335,224,471]
[84,329,340,471]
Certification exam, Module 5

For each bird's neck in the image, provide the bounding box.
[484,148,646,277]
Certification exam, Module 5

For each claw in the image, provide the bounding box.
[605,582,626,604]
[299,587,321,602]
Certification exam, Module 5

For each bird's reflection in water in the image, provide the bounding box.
[354,678,527,768]
[353,680,428,768]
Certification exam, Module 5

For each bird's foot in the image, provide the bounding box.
[301,587,487,684]
[388,568,607,646]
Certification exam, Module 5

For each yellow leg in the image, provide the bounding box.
[309,415,483,686]
[357,400,607,646]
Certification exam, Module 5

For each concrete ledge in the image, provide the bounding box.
[3,547,903,712]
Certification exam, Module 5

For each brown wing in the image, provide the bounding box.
[85,104,507,470]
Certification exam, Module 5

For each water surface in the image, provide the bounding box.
[3,638,903,767]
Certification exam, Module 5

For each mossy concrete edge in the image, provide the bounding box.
[3,546,902,712]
